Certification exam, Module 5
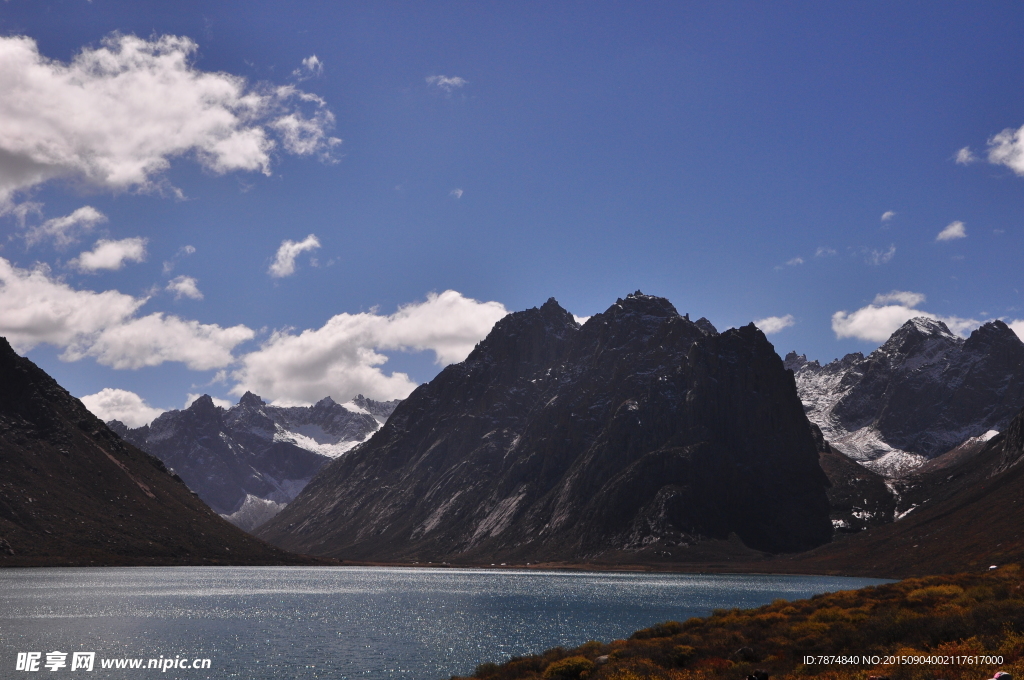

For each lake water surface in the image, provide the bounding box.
[0,567,889,679]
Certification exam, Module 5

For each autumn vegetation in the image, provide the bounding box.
[457,566,1024,680]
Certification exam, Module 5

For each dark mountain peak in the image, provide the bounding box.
[611,291,679,318]
[870,317,962,369]
[888,316,958,346]
[188,394,222,417]
[238,391,265,408]
[694,317,718,336]
[965,319,1024,353]
[784,351,808,371]
[465,297,578,369]
[312,396,339,412]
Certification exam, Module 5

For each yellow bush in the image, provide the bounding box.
[543,656,595,680]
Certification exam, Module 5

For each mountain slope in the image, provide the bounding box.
[0,338,311,567]
[259,293,833,562]
[110,392,398,517]
[780,404,1024,577]
[788,318,1024,475]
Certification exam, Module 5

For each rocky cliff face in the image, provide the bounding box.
[781,404,1024,577]
[788,318,1024,476]
[110,392,398,518]
[0,338,308,567]
[258,293,833,563]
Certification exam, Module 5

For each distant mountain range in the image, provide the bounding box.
[109,392,399,530]
[787,317,1024,477]
[258,293,834,563]
[0,337,312,567]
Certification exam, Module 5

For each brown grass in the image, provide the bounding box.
[458,566,1024,680]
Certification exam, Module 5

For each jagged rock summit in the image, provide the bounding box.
[0,338,306,566]
[789,317,1024,476]
[259,293,833,563]
[110,391,401,520]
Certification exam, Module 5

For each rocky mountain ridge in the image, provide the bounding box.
[0,337,310,566]
[258,293,833,563]
[109,392,400,526]
[787,317,1024,477]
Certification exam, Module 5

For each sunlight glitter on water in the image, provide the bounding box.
[0,567,889,679]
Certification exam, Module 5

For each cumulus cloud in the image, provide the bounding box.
[268,234,320,278]
[866,245,896,265]
[955,147,977,165]
[0,33,340,207]
[754,314,795,334]
[426,75,467,92]
[831,290,979,342]
[936,220,966,241]
[815,246,837,257]
[80,387,163,428]
[24,205,106,247]
[72,237,147,272]
[881,210,896,222]
[988,125,1024,175]
[166,275,203,300]
[1009,320,1024,343]
[231,290,509,404]
[0,256,253,369]
[292,55,323,80]
[450,188,464,199]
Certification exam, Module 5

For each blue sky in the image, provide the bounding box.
[2,1,1024,426]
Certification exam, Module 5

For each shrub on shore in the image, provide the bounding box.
[453,566,1024,680]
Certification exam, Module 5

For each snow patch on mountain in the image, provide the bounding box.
[221,494,287,532]
[787,316,1024,478]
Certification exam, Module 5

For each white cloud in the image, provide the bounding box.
[231,290,509,404]
[866,245,896,265]
[166,275,203,300]
[774,256,805,270]
[292,55,323,80]
[65,313,254,370]
[832,290,979,342]
[572,315,591,326]
[268,234,321,278]
[1009,320,1024,343]
[426,75,467,92]
[881,210,896,222]
[0,256,253,369]
[450,188,464,199]
[80,387,163,428]
[937,220,966,241]
[0,33,340,207]
[24,205,106,247]
[184,393,233,409]
[873,290,926,307]
[815,246,837,257]
[988,125,1024,175]
[72,237,147,272]
[162,244,196,274]
[955,147,977,165]
[754,314,795,334]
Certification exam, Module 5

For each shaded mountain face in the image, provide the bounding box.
[788,318,1024,476]
[0,338,308,567]
[110,393,398,516]
[259,293,833,562]
[779,404,1024,578]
